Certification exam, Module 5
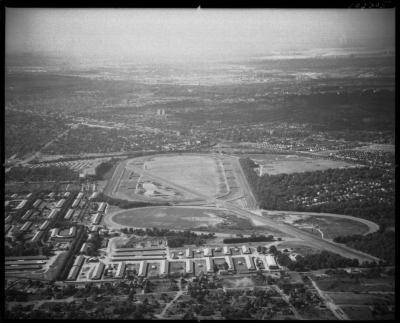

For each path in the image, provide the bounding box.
[308,276,350,320]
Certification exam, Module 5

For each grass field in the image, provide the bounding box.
[144,155,221,197]
[264,212,370,239]
[247,154,357,175]
[111,206,232,230]
[327,292,394,306]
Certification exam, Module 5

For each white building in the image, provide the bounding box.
[205,257,213,273]
[55,199,66,208]
[223,246,231,255]
[185,259,193,274]
[115,262,126,279]
[64,209,74,220]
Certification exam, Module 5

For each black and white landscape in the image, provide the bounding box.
[4,8,395,320]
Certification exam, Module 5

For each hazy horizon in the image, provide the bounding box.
[6,8,395,64]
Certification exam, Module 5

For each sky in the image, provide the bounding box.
[6,8,395,63]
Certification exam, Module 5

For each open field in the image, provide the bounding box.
[143,155,221,197]
[262,210,378,238]
[327,292,394,306]
[109,206,235,230]
[247,154,359,175]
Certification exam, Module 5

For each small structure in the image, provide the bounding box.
[185,248,192,258]
[20,221,32,232]
[185,259,193,274]
[47,209,58,220]
[15,199,28,210]
[225,256,234,271]
[64,209,74,220]
[21,210,32,221]
[223,246,231,255]
[115,262,126,279]
[71,199,80,208]
[30,230,44,243]
[242,245,251,254]
[39,220,50,231]
[245,255,256,271]
[55,199,66,209]
[205,257,213,273]
[203,248,212,257]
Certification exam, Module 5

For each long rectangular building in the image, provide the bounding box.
[20,221,32,232]
[5,215,13,224]
[30,230,44,243]
[47,209,58,220]
[73,255,85,268]
[205,257,213,273]
[55,199,66,209]
[76,192,84,199]
[245,255,256,271]
[225,256,234,271]
[265,255,279,270]
[64,209,74,220]
[97,202,107,213]
[185,259,193,274]
[39,220,50,231]
[33,199,42,208]
[15,199,28,210]
[138,261,147,277]
[115,262,126,279]
[66,266,81,281]
[71,199,80,208]
[185,248,192,258]
[21,210,32,221]
[92,213,102,225]
[160,260,168,277]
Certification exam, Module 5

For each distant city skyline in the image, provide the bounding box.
[6,8,395,63]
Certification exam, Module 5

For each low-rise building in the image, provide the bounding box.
[138,261,147,277]
[39,220,50,231]
[66,265,80,281]
[225,256,234,271]
[21,210,32,221]
[15,199,28,210]
[31,230,44,243]
[245,255,256,271]
[47,209,58,220]
[115,262,126,279]
[223,246,231,255]
[205,257,213,273]
[242,245,251,254]
[20,221,32,232]
[71,199,80,208]
[55,199,66,209]
[185,248,192,258]
[64,209,74,220]
[185,259,193,274]
[160,260,168,277]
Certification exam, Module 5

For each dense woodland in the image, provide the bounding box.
[273,249,361,271]
[240,158,394,226]
[120,228,215,248]
[5,166,79,182]
[334,231,395,265]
